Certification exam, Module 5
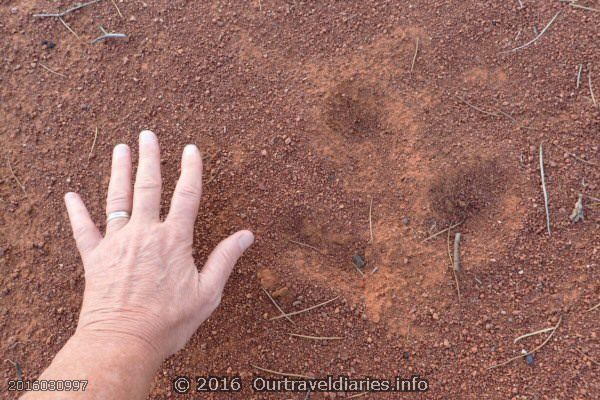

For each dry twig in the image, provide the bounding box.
[91,26,127,44]
[500,11,561,53]
[262,288,294,324]
[270,296,339,321]
[452,232,462,302]
[488,315,562,369]
[250,364,310,379]
[587,302,600,312]
[368,197,374,243]
[453,233,462,273]
[539,144,551,236]
[6,158,26,194]
[4,359,23,381]
[33,0,104,18]
[288,333,344,341]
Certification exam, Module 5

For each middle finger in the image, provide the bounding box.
[132,130,162,222]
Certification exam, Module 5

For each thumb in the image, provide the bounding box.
[199,230,254,293]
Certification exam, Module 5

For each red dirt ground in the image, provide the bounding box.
[1,1,599,399]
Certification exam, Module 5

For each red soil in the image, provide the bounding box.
[1,1,598,398]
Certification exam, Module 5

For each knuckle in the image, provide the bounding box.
[134,178,161,192]
[204,287,222,310]
[106,191,130,211]
[167,227,192,247]
[218,246,238,267]
[176,184,201,200]
[72,227,94,253]
[72,225,88,242]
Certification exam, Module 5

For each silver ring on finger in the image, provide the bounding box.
[107,210,130,223]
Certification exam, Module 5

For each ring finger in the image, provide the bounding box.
[106,143,133,234]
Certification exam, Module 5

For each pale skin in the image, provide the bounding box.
[22,130,254,399]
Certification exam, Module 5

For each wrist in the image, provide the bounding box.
[69,328,164,369]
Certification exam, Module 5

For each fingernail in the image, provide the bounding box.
[113,144,128,157]
[140,130,156,144]
[64,192,77,201]
[183,144,198,156]
[238,231,254,251]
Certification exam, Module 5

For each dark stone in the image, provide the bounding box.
[353,254,366,269]
[525,354,534,365]
[41,40,56,49]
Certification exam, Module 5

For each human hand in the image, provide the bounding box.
[64,130,253,361]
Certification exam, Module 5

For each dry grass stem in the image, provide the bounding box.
[250,364,310,379]
[514,326,555,343]
[423,221,463,242]
[589,70,597,107]
[488,315,562,369]
[6,158,26,194]
[539,144,551,236]
[347,392,369,399]
[500,11,561,53]
[577,64,583,88]
[288,333,344,341]
[111,0,123,18]
[455,95,501,118]
[574,348,600,366]
[410,37,419,75]
[455,95,517,124]
[287,239,325,255]
[554,143,598,166]
[353,262,365,277]
[39,63,67,78]
[587,302,600,312]
[34,0,104,18]
[570,3,600,12]
[270,296,339,321]
[262,288,294,325]
[59,17,80,39]
[88,127,99,162]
